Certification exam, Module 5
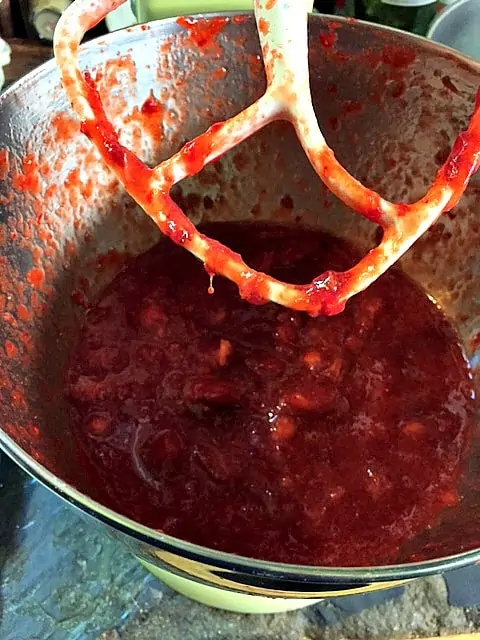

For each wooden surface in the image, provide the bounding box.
[3,38,52,86]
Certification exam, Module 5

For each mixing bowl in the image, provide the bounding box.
[0,13,479,614]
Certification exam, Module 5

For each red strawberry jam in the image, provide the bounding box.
[66,223,475,566]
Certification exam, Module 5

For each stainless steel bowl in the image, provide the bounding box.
[0,14,479,613]
[427,0,480,61]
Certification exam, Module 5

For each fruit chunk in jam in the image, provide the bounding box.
[66,223,475,567]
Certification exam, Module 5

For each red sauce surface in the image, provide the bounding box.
[66,224,474,566]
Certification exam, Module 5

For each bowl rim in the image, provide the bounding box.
[1,11,480,583]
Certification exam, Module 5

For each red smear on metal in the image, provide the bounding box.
[342,100,363,116]
[176,16,228,50]
[11,154,41,195]
[26,268,44,289]
[319,31,337,48]
[0,149,9,181]
[381,45,416,69]
[4,340,17,359]
[258,18,269,36]
[212,67,228,81]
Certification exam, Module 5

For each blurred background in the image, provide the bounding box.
[0,0,468,76]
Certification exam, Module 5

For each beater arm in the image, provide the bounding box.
[54,0,480,315]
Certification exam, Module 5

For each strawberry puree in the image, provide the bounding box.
[66,223,474,566]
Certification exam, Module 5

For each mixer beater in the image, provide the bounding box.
[53,0,480,316]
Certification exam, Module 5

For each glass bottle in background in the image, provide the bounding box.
[343,0,439,35]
